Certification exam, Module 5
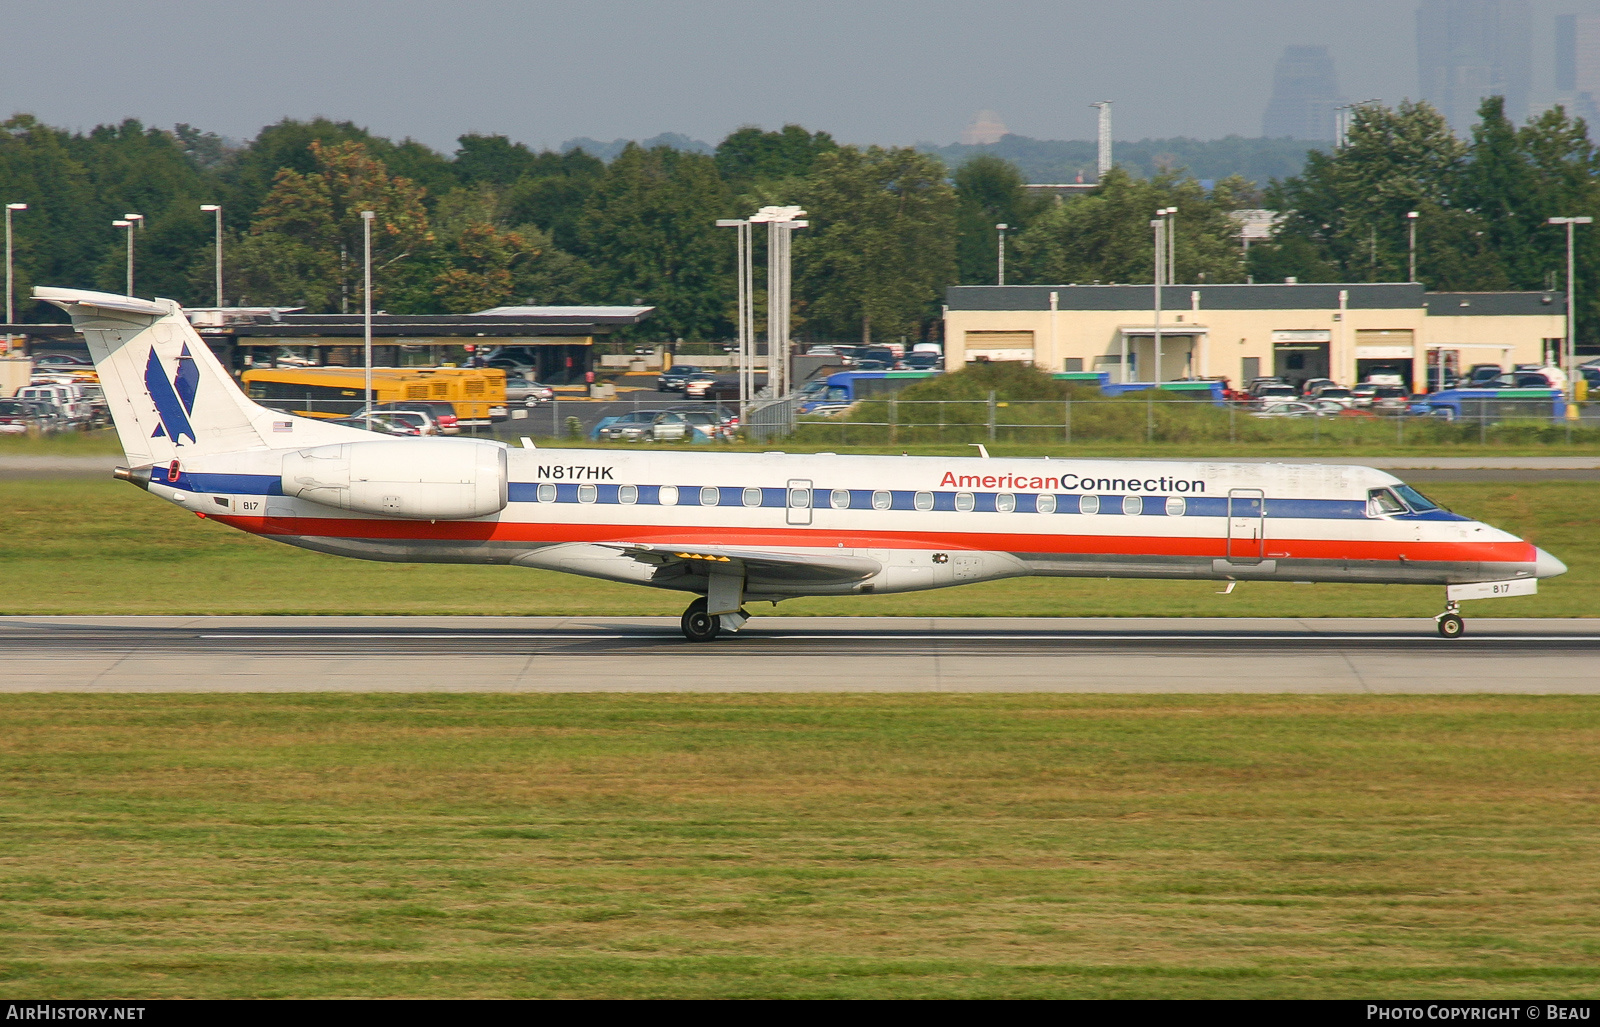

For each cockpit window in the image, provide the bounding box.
[1367,488,1407,517]
[1392,484,1441,512]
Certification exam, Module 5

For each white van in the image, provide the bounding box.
[16,384,92,424]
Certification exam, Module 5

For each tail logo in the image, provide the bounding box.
[145,345,199,445]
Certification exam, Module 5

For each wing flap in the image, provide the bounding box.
[607,543,881,585]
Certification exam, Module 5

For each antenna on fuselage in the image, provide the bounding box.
[969,444,990,459]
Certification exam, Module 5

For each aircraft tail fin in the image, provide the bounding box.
[34,288,362,465]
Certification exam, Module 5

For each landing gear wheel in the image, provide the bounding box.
[681,597,721,642]
[1437,613,1465,639]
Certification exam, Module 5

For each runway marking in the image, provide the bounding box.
[196,632,1600,643]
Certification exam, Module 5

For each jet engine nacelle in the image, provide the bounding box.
[281,438,508,520]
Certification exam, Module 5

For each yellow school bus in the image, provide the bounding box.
[241,367,507,423]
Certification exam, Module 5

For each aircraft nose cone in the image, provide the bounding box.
[1535,547,1568,579]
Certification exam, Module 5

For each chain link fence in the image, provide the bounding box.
[783,392,1600,448]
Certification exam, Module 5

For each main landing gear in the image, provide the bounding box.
[1435,600,1465,639]
[680,597,750,642]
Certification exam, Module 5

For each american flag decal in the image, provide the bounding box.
[273,421,293,433]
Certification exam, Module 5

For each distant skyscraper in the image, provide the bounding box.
[1417,0,1532,133]
[960,110,1008,146]
[1261,45,1342,140]
[1556,14,1600,126]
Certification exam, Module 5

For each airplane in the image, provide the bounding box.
[37,286,1566,642]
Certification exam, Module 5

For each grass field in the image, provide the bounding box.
[0,478,1591,617]
[0,694,1597,999]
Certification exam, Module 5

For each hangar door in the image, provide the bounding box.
[964,331,1035,364]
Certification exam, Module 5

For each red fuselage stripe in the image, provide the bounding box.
[212,514,1536,565]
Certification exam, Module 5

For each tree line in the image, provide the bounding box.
[1,100,1595,343]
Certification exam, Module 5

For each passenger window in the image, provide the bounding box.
[1080,494,1100,515]
[577,484,597,504]
[537,483,556,503]
[659,485,678,506]
[1368,488,1407,517]
[743,487,762,507]
[701,486,720,507]
[619,485,638,505]
[1165,496,1185,516]
[914,491,934,511]
[955,492,975,512]
[872,490,892,510]
[1123,495,1143,516]
[1037,493,1057,514]
[830,489,850,510]
[789,488,810,509]
[995,493,1016,513]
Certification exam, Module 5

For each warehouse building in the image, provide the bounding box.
[943,283,1567,391]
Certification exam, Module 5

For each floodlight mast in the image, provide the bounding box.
[1549,216,1593,406]
[5,203,25,354]
[715,217,754,426]
[748,206,807,402]
[361,210,375,431]
[201,205,223,306]
[118,214,143,296]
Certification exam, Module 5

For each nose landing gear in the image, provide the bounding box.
[1435,600,1464,639]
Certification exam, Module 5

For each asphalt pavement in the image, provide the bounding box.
[3,616,1597,693]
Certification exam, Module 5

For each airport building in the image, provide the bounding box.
[3,304,654,384]
[942,283,1567,390]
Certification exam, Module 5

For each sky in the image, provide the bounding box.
[2,0,1584,153]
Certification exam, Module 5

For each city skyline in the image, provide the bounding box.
[1,0,1590,154]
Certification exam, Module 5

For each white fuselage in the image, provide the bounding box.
[151,446,1548,602]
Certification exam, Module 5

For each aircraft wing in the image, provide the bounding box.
[604,543,881,586]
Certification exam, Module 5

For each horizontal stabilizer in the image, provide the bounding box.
[33,287,170,319]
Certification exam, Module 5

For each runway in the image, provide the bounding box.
[4,616,1599,693]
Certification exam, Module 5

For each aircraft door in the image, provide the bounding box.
[1227,488,1265,562]
[787,479,813,526]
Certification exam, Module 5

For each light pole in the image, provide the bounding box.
[200,204,223,307]
[121,213,144,295]
[996,223,1009,286]
[361,210,375,430]
[715,217,755,427]
[5,203,25,354]
[1549,216,1593,406]
[1164,206,1178,284]
[748,206,807,401]
[1406,211,1419,283]
[1150,213,1166,385]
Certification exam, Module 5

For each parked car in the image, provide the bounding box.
[1251,385,1299,407]
[1299,377,1337,397]
[350,403,453,435]
[681,372,721,398]
[656,365,705,392]
[679,410,729,440]
[0,399,48,434]
[15,384,93,425]
[595,410,669,441]
[902,351,942,370]
[1251,400,1336,418]
[504,373,555,406]
[328,413,424,436]
[32,353,91,367]
[1465,363,1503,385]
[1309,386,1354,408]
[1370,385,1413,413]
